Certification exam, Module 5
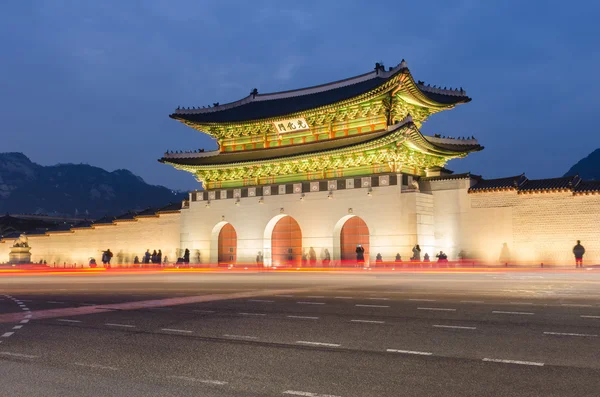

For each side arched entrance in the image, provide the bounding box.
[210,221,237,265]
[218,223,237,265]
[338,216,370,266]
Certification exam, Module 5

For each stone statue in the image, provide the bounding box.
[410,180,420,191]
[9,234,32,264]
[12,234,29,248]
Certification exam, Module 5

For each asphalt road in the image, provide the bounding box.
[1,271,600,397]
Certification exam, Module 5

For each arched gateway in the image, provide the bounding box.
[218,223,237,265]
[270,215,302,267]
[340,216,370,265]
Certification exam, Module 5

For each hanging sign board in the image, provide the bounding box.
[273,118,310,134]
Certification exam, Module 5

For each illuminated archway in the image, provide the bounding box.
[264,215,302,267]
[334,215,370,266]
[210,221,236,265]
[218,223,237,265]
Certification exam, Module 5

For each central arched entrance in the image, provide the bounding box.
[340,216,370,266]
[271,216,302,267]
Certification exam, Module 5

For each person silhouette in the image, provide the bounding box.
[573,240,585,268]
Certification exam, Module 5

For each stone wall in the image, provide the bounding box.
[425,178,600,266]
[0,213,181,266]
[2,175,598,267]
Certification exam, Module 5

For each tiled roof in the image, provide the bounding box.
[468,174,599,194]
[421,172,480,182]
[519,176,581,192]
[469,174,527,192]
[170,62,469,124]
[92,215,116,225]
[156,202,182,213]
[71,220,94,229]
[114,211,137,221]
[134,207,159,217]
[572,180,600,193]
[46,223,75,233]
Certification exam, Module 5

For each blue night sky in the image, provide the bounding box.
[2,0,599,191]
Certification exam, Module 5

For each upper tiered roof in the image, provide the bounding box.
[170,60,470,125]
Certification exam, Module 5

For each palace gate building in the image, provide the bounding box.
[1,61,599,266]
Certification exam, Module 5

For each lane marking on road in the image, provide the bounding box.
[105,323,136,328]
[238,312,266,316]
[433,325,476,330]
[248,299,274,303]
[561,304,593,307]
[334,296,353,299]
[0,351,38,358]
[543,331,597,337]
[417,307,456,312]
[409,299,436,302]
[287,315,319,320]
[368,297,390,301]
[74,362,118,371]
[492,311,534,315]
[275,295,295,297]
[306,296,325,298]
[12,325,22,330]
[2,332,14,337]
[47,301,65,304]
[387,349,432,356]
[0,288,314,324]
[19,320,29,324]
[223,334,258,339]
[355,304,389,308]
[57,319,82,323]
[510,302,534,305]
[297,302,325,305]
[581,315,600,319]
[461,300,484,303]
[283,390,341,397]
[161,328,192,333]
[482,358,544,366]
[168,375,227,385]
[193,310,215,314]
[350,319,384,324]
[296,341,340,348]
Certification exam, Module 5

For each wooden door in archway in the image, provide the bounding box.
[340,216,370,265]
[271,216,302,267]
[218,223,237,265]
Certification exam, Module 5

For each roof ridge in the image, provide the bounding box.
[172,62,409,116]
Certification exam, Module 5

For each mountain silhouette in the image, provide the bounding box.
[564,149,600,180]
[0,152,187,218]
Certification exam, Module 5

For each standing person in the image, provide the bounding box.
[151,250,158,265]
[411,245,421,261]
[144,249,151,265]
[105,249,113,268]
[355,244,365,267]
[322,249,331,267]
[157,250,162,267]
[499,243,511,266]
[308,247,317,267]
[256,251,264,267]
[573,240,585,268]
[183,248,190,265]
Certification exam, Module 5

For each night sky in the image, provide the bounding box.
[2,1,599,191]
